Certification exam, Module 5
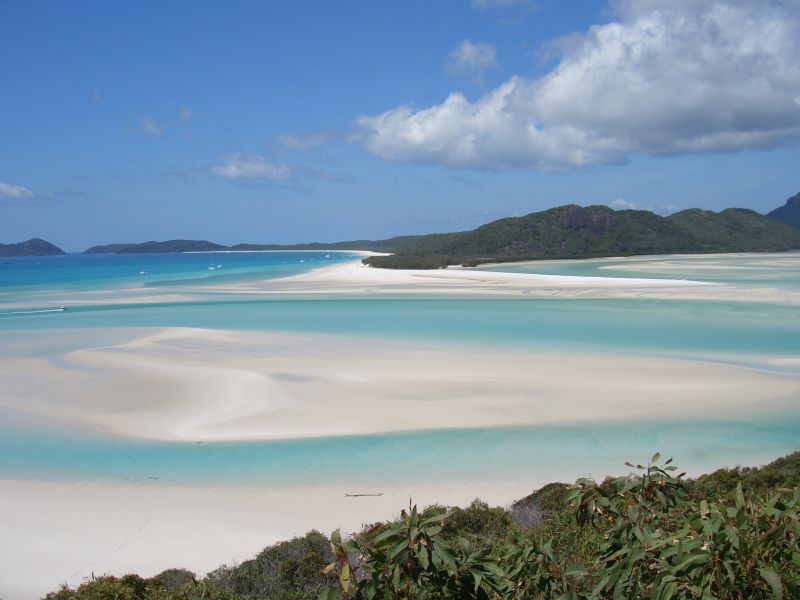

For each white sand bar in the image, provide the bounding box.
[1,327,797,442]
[208,260,800,305]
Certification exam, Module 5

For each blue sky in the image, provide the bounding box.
[1,0,799,251]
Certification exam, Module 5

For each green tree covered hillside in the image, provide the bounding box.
[365,205,800,269]
[768,192,800,229]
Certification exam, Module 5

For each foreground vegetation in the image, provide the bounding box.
[46,452,799,599]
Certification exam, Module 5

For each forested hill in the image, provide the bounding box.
[84,240,226,254]
[0,238,65,257]
[82,234,467,255]
[364,204,800,269]
[768,192,800,228]
[82,200,800,266]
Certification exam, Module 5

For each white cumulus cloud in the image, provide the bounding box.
[357,0,800,171]
[610,198,642,210]
[277,132,329,151]
[447,39,498,81]
[210,154,292,181]
[140,116,165,137]
[0,181,34,199]
[609,198,679,214]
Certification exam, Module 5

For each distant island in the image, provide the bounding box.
[84,239,227,254]
[78,193,800,269]
[768,191,800,229]
[0,238,65,257]
[364,204,800,269]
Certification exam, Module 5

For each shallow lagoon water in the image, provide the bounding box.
[3,297,800,367]
[478,251,800,288]
[1,251,799,486]
[2,403,798,487]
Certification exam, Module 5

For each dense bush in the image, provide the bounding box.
[46,452,799,600]
[323,454,799,599]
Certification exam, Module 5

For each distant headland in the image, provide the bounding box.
[79,195,800,269]
[0,238,65,257]
[768,191,800,229]
[8,193,799,265]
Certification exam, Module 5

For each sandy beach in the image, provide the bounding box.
[0,478,536,599]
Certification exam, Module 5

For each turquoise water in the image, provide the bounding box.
[0,251,355,299]
[477,252,800,288]
[2,298,799,366]
[1,251,799,486]
[1,404,798,487]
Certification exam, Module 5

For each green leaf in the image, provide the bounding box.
[416,544,429,570]
[657,581,677,600]
[591,575,610,596]
[320,588,342,600]
[421,510,453,525]
[372,526,403,546]
[735,483,745,508]
[342,541,360,554]
[674,552,709,573]
[431,544,456,571]
[388,538,408,564]
[471,569,482,592]
[322,562,336,575]
[340,564,350,594]
[542,539,556,563]
[563,565,588,577]
[760,568,783,600]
